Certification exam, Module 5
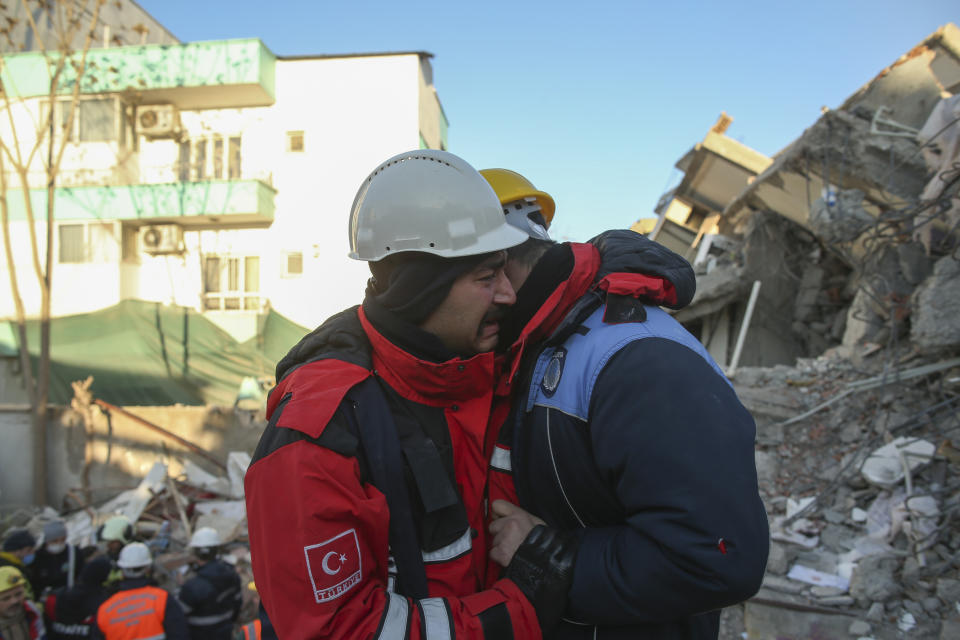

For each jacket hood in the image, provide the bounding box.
[502,230,695,358]
[589,229,695,308]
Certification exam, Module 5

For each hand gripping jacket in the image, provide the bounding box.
[244,306,544,640]
[504,230,770,639]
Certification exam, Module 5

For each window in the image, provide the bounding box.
[286,131,304,152]
[78,99,115,142]
[203,255,262,311]
[229,136,242,179]
[48,97,129,144]
[58,222,116,263]
[195,139,207,180]
[213,137,224,179]
[178,136,242,181]
[282,252,303,277]
[178,141,191,182]
[59,224,85,263]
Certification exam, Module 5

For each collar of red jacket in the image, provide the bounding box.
[502,240,682,379]
[501,242,600,378]
[266,306,502,434]
[359,306,498,406]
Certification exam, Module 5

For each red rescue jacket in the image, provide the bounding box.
[245,306,541,639]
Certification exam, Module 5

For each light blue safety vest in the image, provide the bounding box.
[525,305,730,419]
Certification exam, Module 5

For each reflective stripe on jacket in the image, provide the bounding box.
[96,586,168,640]
[238,620,260,640]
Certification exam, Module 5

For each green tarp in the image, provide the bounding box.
[240,308,314,367]
[1,300,309,406]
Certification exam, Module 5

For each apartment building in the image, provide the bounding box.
[1,39,448,339]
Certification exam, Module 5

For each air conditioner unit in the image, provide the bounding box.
[140,224,184,254]
[137,104,180,139]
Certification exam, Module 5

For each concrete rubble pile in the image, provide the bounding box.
[695,26,960,639]
[718,349,960,639]
[0,455,260,624]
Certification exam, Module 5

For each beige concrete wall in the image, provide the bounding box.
[0,403,265,512]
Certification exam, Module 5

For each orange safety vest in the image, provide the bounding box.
[240,619,261,640]
[96,585,169,640]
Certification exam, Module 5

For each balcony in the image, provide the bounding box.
[4,180,275,228]
[0,39,275,109]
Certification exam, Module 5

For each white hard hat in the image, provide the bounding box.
[116,542,152,569]
[188,527,221,549]
[348,149,528,262]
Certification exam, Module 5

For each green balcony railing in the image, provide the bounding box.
[3,180,275,227]
[1,39,275,108]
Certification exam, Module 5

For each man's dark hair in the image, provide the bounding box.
[507,238,555,270]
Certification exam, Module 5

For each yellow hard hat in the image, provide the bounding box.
[479,168,555,226]
[0,566,25,594]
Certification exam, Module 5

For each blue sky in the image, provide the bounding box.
[139,0,958,242]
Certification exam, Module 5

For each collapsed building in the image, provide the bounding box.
[636,23,960,640]
[643,24,960,373]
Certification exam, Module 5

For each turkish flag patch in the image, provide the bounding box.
[304,529,363,603]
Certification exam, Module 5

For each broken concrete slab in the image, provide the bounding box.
[744,599,854,639]
[861,437,936,488]
[910,255,960,351]
[849,554,901,606]
[808,189,875,244]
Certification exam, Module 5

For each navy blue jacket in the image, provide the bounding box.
[44,583,108,638]
[507,231,769,639]
[33,546,85,596]
[177,559,242,640]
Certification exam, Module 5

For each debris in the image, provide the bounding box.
[898,611,917,632]
[786,564,850,591]
[860,437,936,487]
[93,399,227,471]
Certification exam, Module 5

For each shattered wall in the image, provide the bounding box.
[0,404,265,511]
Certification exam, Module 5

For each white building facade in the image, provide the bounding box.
[0,41,448,339]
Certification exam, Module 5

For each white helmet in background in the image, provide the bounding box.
[188,527,221,549]
[117,542,152,570]
[348,149,527,262]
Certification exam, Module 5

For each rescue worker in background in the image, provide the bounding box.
[43,557,111,640]
[480,168,770,639]
[245,149,579,639]
[92,543,187,640]
[94,516,133,590]
[95,518,133,564]
[0,566,45,640]
[232,583,270,640]
[0,530,37,601]
[33,521,85,597]
[177,528,241,640]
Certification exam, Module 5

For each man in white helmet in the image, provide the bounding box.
[177,528,241,640]
[245,150,579,640]
[92,542,188,640]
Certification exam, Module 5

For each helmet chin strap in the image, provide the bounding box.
[504,198,552,241]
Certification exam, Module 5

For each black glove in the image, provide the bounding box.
[503,524,578,636]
